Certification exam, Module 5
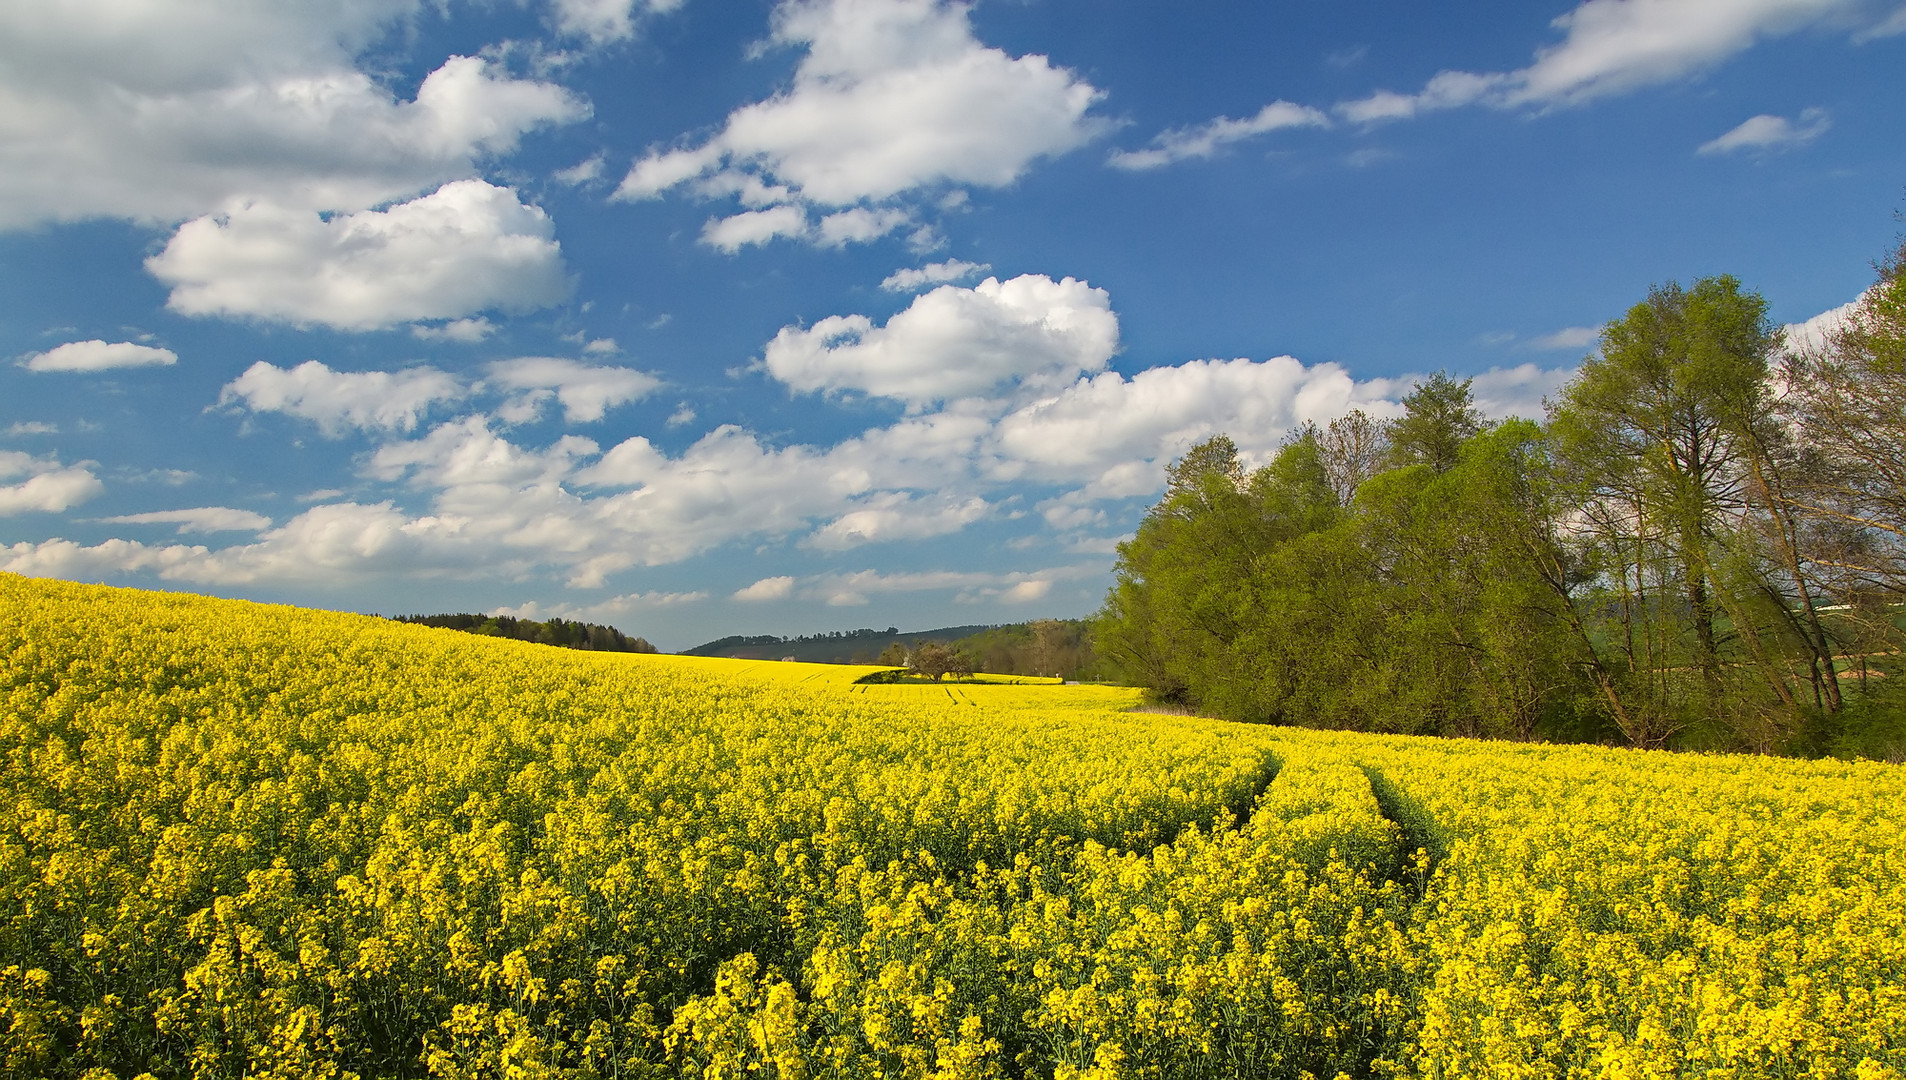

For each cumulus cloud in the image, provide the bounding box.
[22,340,178,372]
[2,537,213,581]
[550,0,686,44]
[880,259,990,291]
[220,360,463,436]
[1785,291,1869,354]
[19,353,1583,592]
[0,452,104,515]
[806,492,989,549]
[734,575,796,601]
[492,589,705,625]
[1531,325,1601,350]
[701,206,811,252]
[148,180,568,330]
[554,155,607,185]
[1336,0,1875,123]
[1467,363,1577,420]
[1109,101,1331,170]
[97,507,272,533]
[1698,108,1832,154]
[989,356,1401,494]
[816,207,911,248]
[574,426,873,565]
[800,565,1091,607]
[412,318,497,343]
[998,579,1051,603]
[3,497,576,588]
[0,0,587,230]
[13,264,1582,596]
[614,0,1103,248]
[486,357,662,423]
[765,274,1118,406]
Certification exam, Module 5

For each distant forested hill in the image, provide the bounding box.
[681,625,996,664]
[684,619,1108,679]
[392,613,657,653]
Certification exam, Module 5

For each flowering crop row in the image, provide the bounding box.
[1,575,1900,1079]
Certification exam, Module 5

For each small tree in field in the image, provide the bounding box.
[909,641,972,681]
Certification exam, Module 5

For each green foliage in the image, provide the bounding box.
[949,620,1108,681]
[905,640,974,681]
[685,625,993,663]
[1098,260,1906,754]
[1099,422,1597,741]
[1383,371,1484,473]
[393,613,656,653]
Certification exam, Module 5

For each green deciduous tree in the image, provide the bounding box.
[1385,372,1485,473]
[1316,409,1389,504]
[1548,275,1806,745]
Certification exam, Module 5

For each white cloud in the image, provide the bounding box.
[1512,0,1859,105]
[1698,108,1832,154]
[486,357,662,423]
[492,589,705,624]
[805,492,988,549]
[1467,363,1577,420]
[799,564,1091,607]
[1531,325,1600,350]
[990,357,1572,494]
[617,146,724,201]
[2,537,213,581]
[0,452,104,515]
[734,575,796,601]
[701,206,811,252]
[1857,4,1906,39]
[1336,0,1872,123]
[412,318,497,343]
[22,340,178,372]
[0,0,587,230]
[574,426,874,565]
[994,357,1397,482]
[764,273,1118,406]
[554,154,606,185]
[998,579,1051,603]
[10,265,1585,595]
[1785,291,1869,354]
[1337,70,1509,124]
[582,338,620,355]
[97,507,272,533]
[5,422,58,437]
[614,0,1103,247]
[220,360,463,436]
[880,259,990,291]
[148,180,568,330]
[550,0,686,44]
[6,498,545,588]
[367,416,599,490]
[1108,101,1331,170]
[816,207,911,248]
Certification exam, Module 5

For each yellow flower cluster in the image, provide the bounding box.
[1,575,1900,1079]
[1312,731,1906,1080]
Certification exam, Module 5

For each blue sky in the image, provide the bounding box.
[2,0,1903,649]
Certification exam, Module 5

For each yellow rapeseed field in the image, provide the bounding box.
[2,575,1901,1079]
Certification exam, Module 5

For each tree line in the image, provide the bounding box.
[860,620,1109,682]
[391,612,658,653]
[1095,240,1906,758]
